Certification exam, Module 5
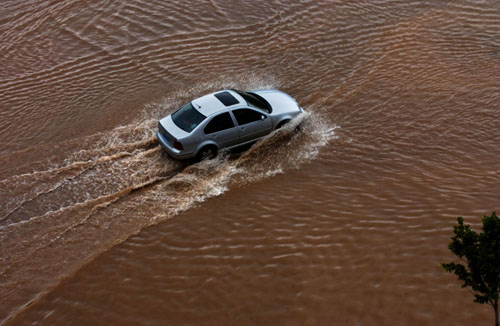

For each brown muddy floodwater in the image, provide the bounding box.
[1,0,499,325]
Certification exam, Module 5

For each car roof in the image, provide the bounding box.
[191,90,244,116]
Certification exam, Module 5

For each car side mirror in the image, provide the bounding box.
[261,115,266,120]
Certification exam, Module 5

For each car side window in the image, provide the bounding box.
[204,112,235,134]
[233,109,264,126]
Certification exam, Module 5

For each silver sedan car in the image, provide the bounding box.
[157,89,304,160]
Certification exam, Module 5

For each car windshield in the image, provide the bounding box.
[171,102,206,133]
[233,90,271,113]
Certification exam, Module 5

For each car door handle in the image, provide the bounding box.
[240,127,245,131]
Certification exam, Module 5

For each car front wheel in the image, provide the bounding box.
[276,119,291,129]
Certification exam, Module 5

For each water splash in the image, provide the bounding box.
[0,78,337,325]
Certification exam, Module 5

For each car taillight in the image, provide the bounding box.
[173,140,184,150]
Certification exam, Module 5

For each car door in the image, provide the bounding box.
[232,108,272,143]
[203,112,239,148]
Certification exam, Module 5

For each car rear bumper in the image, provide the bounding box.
[157,131,195,160]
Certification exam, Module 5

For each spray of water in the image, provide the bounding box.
[0,77,338,325]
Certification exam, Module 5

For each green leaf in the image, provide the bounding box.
[442,212,500,314]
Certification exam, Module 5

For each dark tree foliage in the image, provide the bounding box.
[442,212,500,326]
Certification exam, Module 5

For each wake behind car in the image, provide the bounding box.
[157,89,304,160]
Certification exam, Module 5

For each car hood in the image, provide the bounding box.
[252,89,301,115]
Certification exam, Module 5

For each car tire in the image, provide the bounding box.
[196,145,218,161]
[276,119,291,129]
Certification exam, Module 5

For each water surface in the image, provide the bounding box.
[1,0,499,325]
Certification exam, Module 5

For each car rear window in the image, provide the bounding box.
[171,103,206,133]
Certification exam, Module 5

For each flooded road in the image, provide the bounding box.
[1,0,499,325]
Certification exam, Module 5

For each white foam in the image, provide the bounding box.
[1,76,340,322]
